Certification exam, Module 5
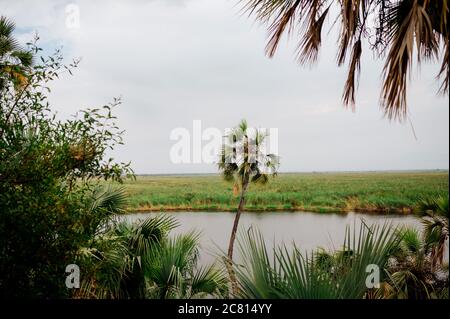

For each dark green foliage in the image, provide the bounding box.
[379,226,449,299]
[76,214,227,299]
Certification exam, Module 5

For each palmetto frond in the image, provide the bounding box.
[234,222,401,299]
[417,195,449,218]
[188,263,228,298]
[422,215,448,267]
[381,221,449,299]
[74,185,129,240]
[120,214,179,253]
[145,230,227,299]
[145,231,201,298]
[76,209,179,299]
[383,268,432,299]
[0,16,33,89]
[416,195,449,267]
[381,0,440,120]
[399,227,422,254]
[0,16,19,55]
[75,232,130,299]
[74,186,130,299]
[240,0,449,120]
[87,185,128,216]
[116,215,179,298]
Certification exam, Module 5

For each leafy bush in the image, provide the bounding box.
[0,29,132,297]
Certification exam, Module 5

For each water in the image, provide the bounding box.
[123,211,423,265]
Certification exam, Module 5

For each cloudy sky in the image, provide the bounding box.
[2,0,449,174]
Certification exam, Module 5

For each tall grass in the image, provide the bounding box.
[122,172,448,213]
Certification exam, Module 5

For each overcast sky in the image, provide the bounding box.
[2,0,449,174]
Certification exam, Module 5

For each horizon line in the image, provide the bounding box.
[132,169,449,176]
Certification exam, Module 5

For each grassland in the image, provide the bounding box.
[122,171,448,214]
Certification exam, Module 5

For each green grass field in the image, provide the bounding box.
[122,171,449,214]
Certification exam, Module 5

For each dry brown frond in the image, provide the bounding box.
[265,0,302,57]
[297,5,330,64]
[381,0,440,120]
[343,39,362,107]
[337,0,361,66]
[438,39,449,94]
[241,0,448,121]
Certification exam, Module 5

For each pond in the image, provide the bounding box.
[123,211,424,266]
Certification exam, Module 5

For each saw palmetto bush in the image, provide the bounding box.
[377,226,449,299]
[145,231,228,299]
[417,196,449,269]
[233,222,402,298]
[240,0,449,120]
[77,210,227,299]
[75,211,177,299]
[374,196,450,299]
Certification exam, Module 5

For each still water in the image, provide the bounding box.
[124,211,422,265]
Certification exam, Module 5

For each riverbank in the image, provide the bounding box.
[122,171,449,214]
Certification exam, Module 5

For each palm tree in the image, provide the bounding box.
[218,119,279,293]
[233,222,402,298]
[417,196,449,268]
[0,16,33,90]
[239,0,448,120]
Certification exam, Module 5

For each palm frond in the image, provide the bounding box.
[75,232,130,299]
[342,39,362,107]
[381,0,440,120]
[189,264,228,298]
[297,5,329,65]
[88,185,128,215]
[234,221,401,299]
[145,231,201,298]
[76,214,179,299]
[1,16,33,90]
[416,195,449,218]
[399,227,422,254]
[0,16,19,54]
[239,0,448,121]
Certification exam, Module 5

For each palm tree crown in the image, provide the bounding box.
[218,119,279,190]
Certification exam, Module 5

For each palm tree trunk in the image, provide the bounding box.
[226,182,248,295]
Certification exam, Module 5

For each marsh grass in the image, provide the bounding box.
[121,171,448,214]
